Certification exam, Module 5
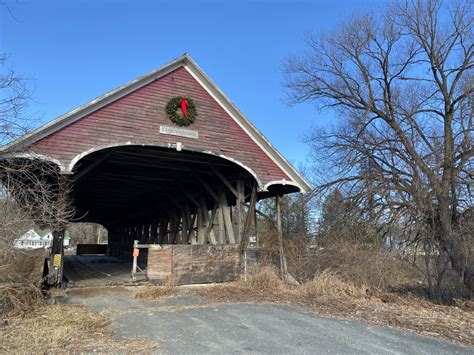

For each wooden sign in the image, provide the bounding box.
[159,125,198,139]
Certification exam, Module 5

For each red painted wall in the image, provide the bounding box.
[28,67,290,187]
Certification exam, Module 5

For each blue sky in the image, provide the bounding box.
[1,0,383,170]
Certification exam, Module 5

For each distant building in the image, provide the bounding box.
[14,230,42,249]
[14,229,70,249]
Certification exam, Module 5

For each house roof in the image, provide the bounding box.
[1,54,311,193]
[19,229,41,240]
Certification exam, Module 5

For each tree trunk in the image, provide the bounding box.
[437,198,473,292]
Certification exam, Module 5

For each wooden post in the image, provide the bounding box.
[170,211,178,244]
[197,204,206,244]
[189,211,198,244]
[151,222,158,244]
[132,239,138,278]
[275,194,288,276]
[50,229,65,286]
[204,201,219,244]
[181,207,188,244]
[236,180,245,243]
[254,208,259,248]
[158,218,167,244]
[218,202,225,244]
[198,197,217,244]
[240,184,257,279]
[48,174,70,287]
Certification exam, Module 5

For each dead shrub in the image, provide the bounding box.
[258,230,281,266]
[298,270,367,299]
[290,236,419,291]
[0,281,44,318]
[0,250,47,318]
[239,266,285,293]
[6,249,47,280]
[135,277,177,300]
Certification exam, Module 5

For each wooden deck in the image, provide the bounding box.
[63,255,143,287]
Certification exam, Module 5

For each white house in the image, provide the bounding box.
[14,229,44,249]
[14,229,70,249]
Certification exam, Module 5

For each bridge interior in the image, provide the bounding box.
[72,146,256,224]
[70,145,267,259]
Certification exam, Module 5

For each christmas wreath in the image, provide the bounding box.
[165,97,197,126]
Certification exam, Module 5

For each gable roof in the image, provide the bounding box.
[1,54,311,193]
[18,229,41,241]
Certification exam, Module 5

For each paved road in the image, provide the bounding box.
[65,289,472,354]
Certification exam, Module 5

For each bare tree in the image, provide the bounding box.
[0,57,35,146]
[285,0,473,293]
[0,159,74,264]
[0,54,73,285]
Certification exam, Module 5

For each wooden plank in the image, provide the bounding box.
[171,244,240,284]
[147,245,172,283]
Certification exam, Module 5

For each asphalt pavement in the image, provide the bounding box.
[64,288,473,354]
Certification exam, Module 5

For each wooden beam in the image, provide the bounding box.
[158,218,167,244]
[236,180,245,243]
[204,200,219,241]
[187,212,198,244]
[218,201,225,244]
[197,204,206,244]
[170,211,178,244]
[240,183,257,255]
[199,196,217,244]
[177,185,200,207]
[194,173,219,202]
[209,164,238,197]
[219,191,235,244]
[150,223,158,244]
[72,153,110,183]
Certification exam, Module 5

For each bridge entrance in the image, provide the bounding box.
[1,54,310,286]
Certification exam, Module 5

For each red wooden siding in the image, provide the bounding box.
[28,67,290,186]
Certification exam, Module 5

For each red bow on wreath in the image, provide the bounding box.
[180,98,189,118]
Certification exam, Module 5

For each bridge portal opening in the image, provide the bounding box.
[1,54,310,286]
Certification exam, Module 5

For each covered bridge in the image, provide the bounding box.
[1,54,310,286]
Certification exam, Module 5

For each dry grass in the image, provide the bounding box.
[299,270,367,298]
[0,304,160,353]
[286,237,420,291]
[239,266,285,292]
[196,267,474,347]
[134,277,177,300]
[0,250,47,318]
[0,282,44,318]
[0,250,159,353]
